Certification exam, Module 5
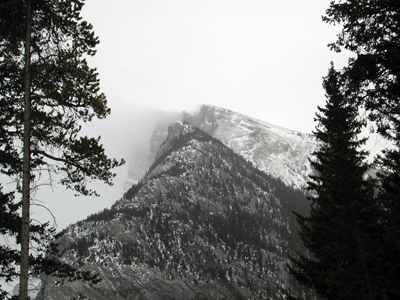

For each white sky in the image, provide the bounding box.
[18,0,360,230]
[82,0,350,133]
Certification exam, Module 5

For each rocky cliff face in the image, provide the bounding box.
[128,105,317,190]
[36,121,315,300]
[126,110,182,187]
[185,105,317,190]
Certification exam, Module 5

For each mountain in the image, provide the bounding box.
[128,105,317,190]
[185,105,316,190]
[126,110,182,188]
[36,121,315,299]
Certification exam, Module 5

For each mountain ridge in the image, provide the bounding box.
[184,105,317,189]
[127,105,317,190]
[36,121,315,299]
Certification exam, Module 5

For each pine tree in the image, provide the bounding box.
[289,64,377,300]
[0,1,124,298]
[323,0,400,142]
[324,2,400,297]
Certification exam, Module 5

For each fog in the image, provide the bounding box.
[2,0,382,229]
[27,107,188,230]
[5,106,387,231]
[81,0,353,135]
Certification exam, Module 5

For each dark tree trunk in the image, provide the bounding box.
[20,0,32,298]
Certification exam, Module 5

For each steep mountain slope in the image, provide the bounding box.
[185,105,316,190]
[126,110,182,187]
[128,105,317,190]
[36,122,314,300]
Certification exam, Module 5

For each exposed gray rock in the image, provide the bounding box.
[185,105,317,190]
[128,105,317,190]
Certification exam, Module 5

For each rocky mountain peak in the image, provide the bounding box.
[128,105,317,190]
[185,105,317,189]
[36,121,315,300]
[154,121,195,162]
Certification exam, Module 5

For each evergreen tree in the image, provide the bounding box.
[0,0,124,298]
[289,65,377,300]
[324,1,400,297]
[0,188,20,300]
[372,140,400,298]
[323,0,400,141]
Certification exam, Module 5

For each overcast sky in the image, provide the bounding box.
[27,0,358,229]
[81,0,353,132]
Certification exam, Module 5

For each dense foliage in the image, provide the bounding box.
[324,0,400,141]
[314,1,400,298]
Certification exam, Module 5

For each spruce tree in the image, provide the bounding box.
[0,0,124,298]
[289,64,376,300]
[324,2,400,297]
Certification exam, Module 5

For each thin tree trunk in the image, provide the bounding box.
[20,0,32,298]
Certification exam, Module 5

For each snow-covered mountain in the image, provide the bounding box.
[128,105,317,190]
[185,105,316,189]
[36,121,316,299]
